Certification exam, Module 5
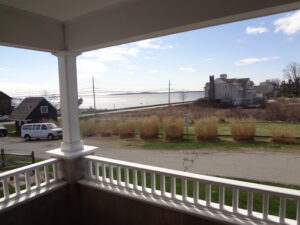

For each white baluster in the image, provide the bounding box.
[161,175,165,197]
[151,172,156,194]
[263,192,269,221]
[25,171,31,191]
[53,163,58,181]
[35,168,40,188]
[96,163,100,180]
[110,165,114,184]
[14,174,20,196]
[117,167,121,186]
[44,166,49,185]
[102,164,106,183]
[219,186,224,210]
[193,181,199,204]
[2,178,9,201]
[247,191,253,216]
[142,171,147,192]
[206,184,211,207]
[125,168,129,188]
[279,197,286,224]
[232,188,238,213]
[182,179,187,201]
[133,169,138,190]
[171,177,176,199]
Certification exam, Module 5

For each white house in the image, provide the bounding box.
[205,74,256,105]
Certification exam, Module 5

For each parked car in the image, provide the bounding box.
[21,123,63,141]
[0,125,8,137]
[0,115,8,121]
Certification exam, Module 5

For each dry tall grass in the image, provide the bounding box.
[195,117,218,141]
[271,125,296,143]
[231,119,256,141]
[163,118,184,141]
[80,118,98,136]
[118,121,135,138]
[98,121,113,137]
[140,115,160,139]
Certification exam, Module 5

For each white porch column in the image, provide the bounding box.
[47,51,96,160]
[55,51,83,153]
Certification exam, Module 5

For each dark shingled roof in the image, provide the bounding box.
[0,91,12,99]
[10,97,44,121]
[220,78,250,85]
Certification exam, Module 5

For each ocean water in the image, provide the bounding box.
[80,91,204,110]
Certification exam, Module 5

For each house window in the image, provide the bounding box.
[40,106,48,114]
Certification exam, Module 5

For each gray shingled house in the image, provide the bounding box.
[204,74,256,106]
[10,97,58,134]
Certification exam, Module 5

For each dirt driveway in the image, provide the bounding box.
[1,136,300,185]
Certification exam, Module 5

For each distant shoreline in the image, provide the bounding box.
[110,90,204,96]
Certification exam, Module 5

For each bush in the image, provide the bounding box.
[140,116,160,139]
[80,118,98,136]
[164,118,184,141]
[271,125,296,143]
[231,119,256,141]
[118,121,135,138]
[98,121,113,137]
[195,117,218,141]
[215,110,227,122]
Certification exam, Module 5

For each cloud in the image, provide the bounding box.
[235,56,280,66]
[246,26,268,34]
[135,38,173,49]
[0,82,56,94]
[204,58,213,61]
[148,70,158,74]
[77,59,108,78]
[179,67,196,72]
[0,67,10,72]
[274,10,300,35]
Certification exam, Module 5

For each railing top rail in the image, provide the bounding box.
[0,158,58,179]
[85,155,300,199]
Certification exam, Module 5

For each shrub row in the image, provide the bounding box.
[80,117,297,143]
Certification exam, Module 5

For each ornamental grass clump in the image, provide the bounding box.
[164,118,184,141]
[98,121,113,137]
[80,118,98,137]
[140,115,160,139]
[118,121,135,138]
[195,116,218,141]
[271,125,296,144]
[231,119,256,141]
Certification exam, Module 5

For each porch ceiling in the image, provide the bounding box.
[1,0,300,52]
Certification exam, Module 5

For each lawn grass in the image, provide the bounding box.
[97,168,300,220]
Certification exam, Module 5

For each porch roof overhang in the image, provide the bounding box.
[1,0,300,53]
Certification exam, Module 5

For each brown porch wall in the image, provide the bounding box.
[0,183,227,225]
[78,184,226,225]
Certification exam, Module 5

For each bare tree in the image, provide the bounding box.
[283,62,300,81]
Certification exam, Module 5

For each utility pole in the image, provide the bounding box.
[92,76,96,116]
[168,80,171,106]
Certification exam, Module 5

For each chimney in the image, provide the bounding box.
[209,75,215,101]
[220,74,227,79]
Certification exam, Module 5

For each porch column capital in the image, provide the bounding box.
[52,51,81,57]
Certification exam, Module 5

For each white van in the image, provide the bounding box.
[21,123,63,141]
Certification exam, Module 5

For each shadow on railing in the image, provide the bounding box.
[82,155,300,225]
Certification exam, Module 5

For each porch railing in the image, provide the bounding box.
[83,155,300,225]
[0,158,63,210]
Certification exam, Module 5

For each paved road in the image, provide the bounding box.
[1,136,300,185]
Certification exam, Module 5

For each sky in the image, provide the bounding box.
[0,9,300,97]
